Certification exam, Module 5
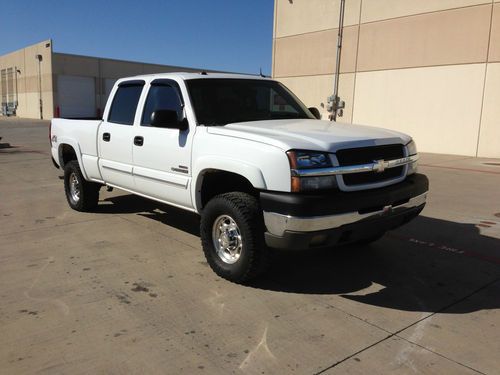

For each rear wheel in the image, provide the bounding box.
[200,192,269,283]
[63,160,100,212]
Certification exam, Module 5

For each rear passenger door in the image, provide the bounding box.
[132,79,193,208]
[98,80,145,191]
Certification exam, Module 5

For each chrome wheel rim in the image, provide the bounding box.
[212,215,243,264]
[69,172,80,203]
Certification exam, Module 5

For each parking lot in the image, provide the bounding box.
[1,117,499,374]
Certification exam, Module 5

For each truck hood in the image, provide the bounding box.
[206,119,411,152]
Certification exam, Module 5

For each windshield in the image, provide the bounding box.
[186,78,315,126]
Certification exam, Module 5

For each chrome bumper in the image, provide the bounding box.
[263,191,427,237]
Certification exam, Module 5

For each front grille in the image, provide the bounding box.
[336,144,405,186]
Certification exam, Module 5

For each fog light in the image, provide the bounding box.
[310,234,328,247]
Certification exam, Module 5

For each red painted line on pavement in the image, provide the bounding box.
[388,232,500,266]
[419,164,500,175]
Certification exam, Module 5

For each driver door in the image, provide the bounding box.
[132,79,194,208]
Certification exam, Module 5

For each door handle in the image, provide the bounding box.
[102,132,111,142]
[134,136,144,146]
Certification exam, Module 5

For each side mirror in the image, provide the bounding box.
[308,107,321,120]
[151,110,188,130]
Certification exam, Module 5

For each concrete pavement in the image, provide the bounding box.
[1,118,499,374]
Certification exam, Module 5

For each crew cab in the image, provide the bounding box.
[50,72,428,283]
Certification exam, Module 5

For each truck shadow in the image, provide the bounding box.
[98,194,500,314]
[251,216,500,314]
[98,194,200,236]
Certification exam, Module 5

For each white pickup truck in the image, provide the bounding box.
[50,72,428,282]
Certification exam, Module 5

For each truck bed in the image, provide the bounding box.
[51,118,103,181]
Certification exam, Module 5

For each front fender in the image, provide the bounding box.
[192,156,267,212]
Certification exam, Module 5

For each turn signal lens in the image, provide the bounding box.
[405,140,418,175]
[406,140,417,156]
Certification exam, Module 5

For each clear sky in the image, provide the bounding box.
[0,0,274,75]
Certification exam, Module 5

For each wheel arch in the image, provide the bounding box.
[57,139,89,180]
[193,158,267,212]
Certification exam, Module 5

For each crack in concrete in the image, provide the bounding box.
[314,277,499,375]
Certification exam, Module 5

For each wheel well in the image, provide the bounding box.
[59,144,77,168]
[200,170,257,209]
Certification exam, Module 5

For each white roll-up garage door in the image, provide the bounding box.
[57,75,96,118]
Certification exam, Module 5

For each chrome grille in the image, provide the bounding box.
[336,144,405,186]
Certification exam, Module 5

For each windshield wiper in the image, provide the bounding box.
[201,122,226,127]
[271,114,309,120]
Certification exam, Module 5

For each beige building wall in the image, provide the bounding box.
[52,53,202,116]
[0,40,54,119]
[273,0,500,158]
[1,41,211,120]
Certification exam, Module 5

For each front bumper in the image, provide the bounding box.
[261,173,428,249]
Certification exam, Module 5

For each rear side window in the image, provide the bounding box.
[108,82,144,125]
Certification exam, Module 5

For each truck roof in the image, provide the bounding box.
[120,72,272,82]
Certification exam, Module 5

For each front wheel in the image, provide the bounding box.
[63,160,100,212]
[200,192,269,283]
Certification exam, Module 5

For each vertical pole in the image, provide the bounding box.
[331,0,345,122]
[36,55,43,119]
[39,59,43,119]
[15,66,18,106]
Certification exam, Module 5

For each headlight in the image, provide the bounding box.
[406,140,418,175]
[292,151,331,169]
[286,150,338,192]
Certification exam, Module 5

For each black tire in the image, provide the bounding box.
[63,160,100,212]
[200,192,269,283]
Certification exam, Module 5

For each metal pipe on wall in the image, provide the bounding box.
[36,54,43,119]
[329,0,345,122]
[15,67,19,106]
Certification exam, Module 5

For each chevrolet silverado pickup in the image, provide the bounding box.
[50,72,428,282]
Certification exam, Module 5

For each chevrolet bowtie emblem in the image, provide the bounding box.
[373,159,388,173]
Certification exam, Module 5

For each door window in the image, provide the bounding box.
[142,84,183,126]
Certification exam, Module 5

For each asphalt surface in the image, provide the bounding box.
[1,118,499,374]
